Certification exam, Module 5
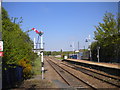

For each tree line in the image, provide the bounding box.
[91,12,120,63]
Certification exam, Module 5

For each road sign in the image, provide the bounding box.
[0,52,3,56]
[0,41,3,51]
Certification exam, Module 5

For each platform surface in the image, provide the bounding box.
[65,59,120,69]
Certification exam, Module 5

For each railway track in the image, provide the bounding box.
[45,56,119,89]
[46,58,96,89]
[61,62,120,88]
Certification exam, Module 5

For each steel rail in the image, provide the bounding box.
[61,62,120,88]
[48,59,97,89]
[46,59,71,86]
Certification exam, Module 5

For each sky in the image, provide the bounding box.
[2,0,120,2]
[2,2,118,51]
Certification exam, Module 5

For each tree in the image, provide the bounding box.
[2,7,38,78]
[93,12,120,62]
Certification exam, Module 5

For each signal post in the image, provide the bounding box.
[32,28,44,79]
[40,34,44,79]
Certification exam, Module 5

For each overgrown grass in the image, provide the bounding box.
[32,57,41,75]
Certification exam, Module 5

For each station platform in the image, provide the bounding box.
[64,59,120,70]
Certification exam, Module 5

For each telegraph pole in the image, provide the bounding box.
[78,41,79,50]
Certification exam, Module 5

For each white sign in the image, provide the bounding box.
[0,41,3,51]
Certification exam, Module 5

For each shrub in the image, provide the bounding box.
[18,58,33,79]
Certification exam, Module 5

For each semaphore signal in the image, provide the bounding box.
[32,27,44,79]
[26,27,44,79]
[32,28,39,33]
[32,28,43,36]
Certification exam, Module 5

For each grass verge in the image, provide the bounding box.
[32,57,41,75]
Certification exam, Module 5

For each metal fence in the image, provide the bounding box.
[2,64,23,89]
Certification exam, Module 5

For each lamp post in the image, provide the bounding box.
[70,42,75,55]
[73,42,75,55]
[97,46,100,62]
[85,35,92,61]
